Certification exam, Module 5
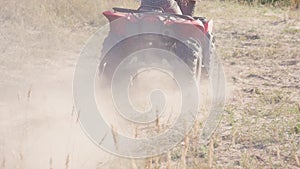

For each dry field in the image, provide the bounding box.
[0,0,299,168]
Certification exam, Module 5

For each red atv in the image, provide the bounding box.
[100,6,215,81]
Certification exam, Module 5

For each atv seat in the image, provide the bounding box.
[112,7,195,21]
[112,7,139,13]
[113,6,164,14]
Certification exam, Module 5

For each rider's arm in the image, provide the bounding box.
[176,0,196,16]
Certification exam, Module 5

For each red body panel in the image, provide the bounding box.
[103,10,212,38]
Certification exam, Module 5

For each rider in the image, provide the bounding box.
[140,0,196,16]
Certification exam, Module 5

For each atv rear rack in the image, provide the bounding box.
[112,7,202,21]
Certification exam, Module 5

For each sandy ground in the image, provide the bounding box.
[0,17,116,168]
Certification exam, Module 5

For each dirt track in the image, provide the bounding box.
[0,1,300,168]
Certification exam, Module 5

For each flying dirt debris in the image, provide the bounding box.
[73,5,225,159]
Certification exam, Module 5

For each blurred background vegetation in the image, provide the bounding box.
[0,0,298,29]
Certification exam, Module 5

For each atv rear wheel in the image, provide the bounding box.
[174,38,202,81]
[202,33,215,75]
[99,34,203,83]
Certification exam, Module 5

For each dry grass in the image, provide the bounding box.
[1,0,299,168]
[0,0,138,28]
